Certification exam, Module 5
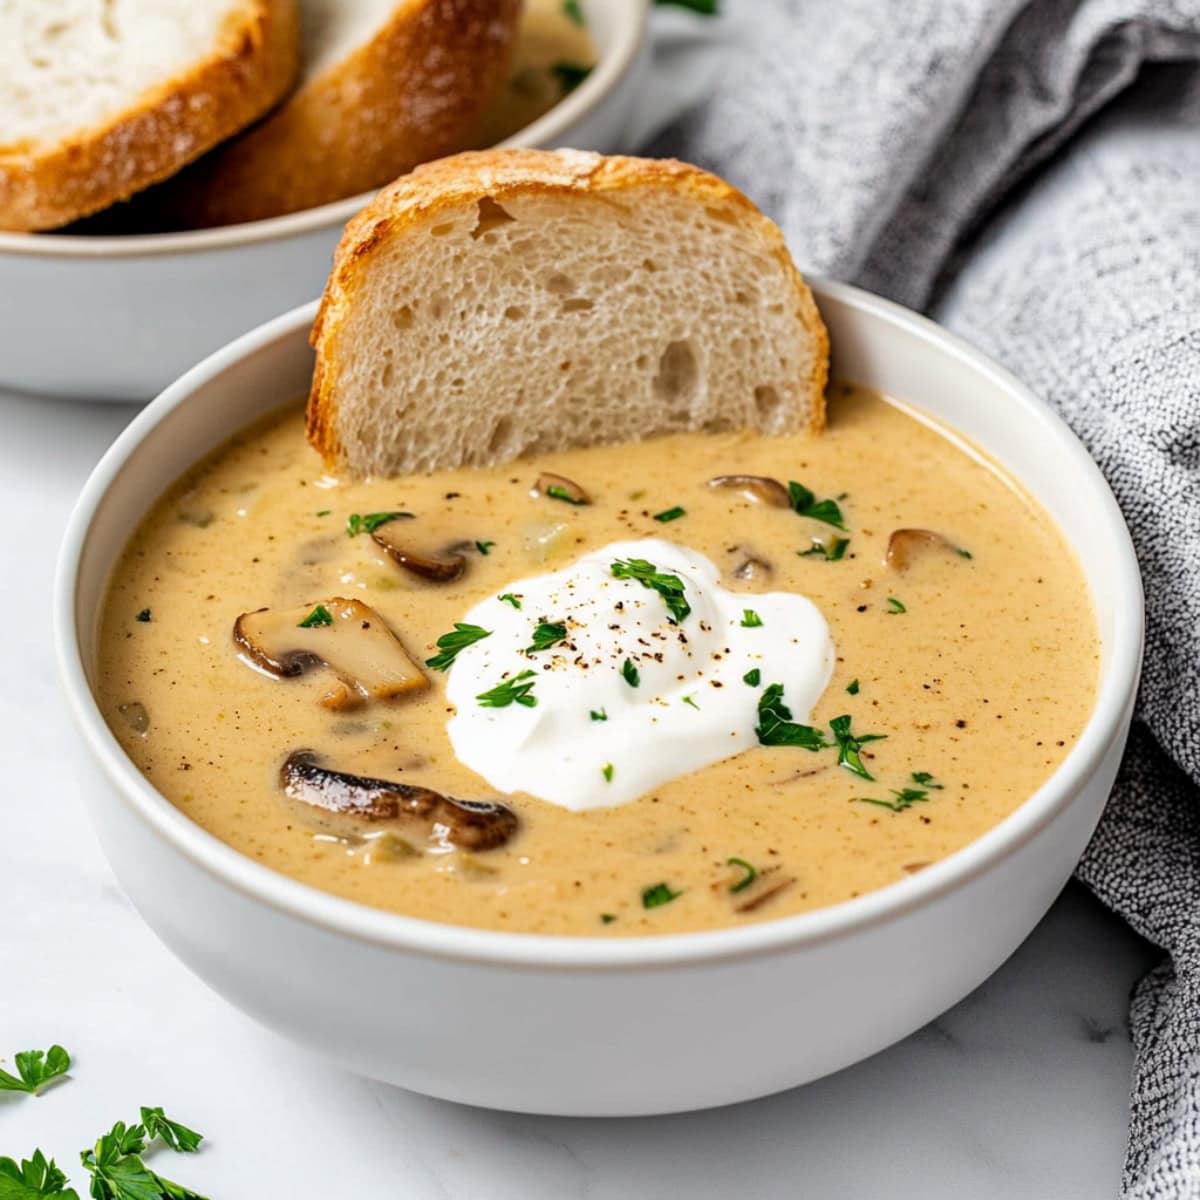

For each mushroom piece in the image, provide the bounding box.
[885,528,966,571]
[234,597,428,710]
[708,474,791,508]
[733,550,774,582]
[734,875,797,914]
[533,472,591,505]
[370,526,466,582]
[280,750,519,851]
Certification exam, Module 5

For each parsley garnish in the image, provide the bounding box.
[740,609,763,628]
[957,547,974,560]
[80,1111,205,1200]
[798,536,849,561]
[858,788,929,813]
[655,0,718,11]
[755,684,827,750]
[727,857,757,893]
[546,483,588,505]
[475,540,495,556]
[642,882,682,909]
[346,510,413,537]
[527,621,567,653]
[829,714,886,781]
[910,771,943,789]
[743,668,761,687]
[498,593,522,609]
[602,764,614,783]
[886,596,906,614]
[135,609,151,623]
[847,679,860,695]
[682,694,700,710]
[138,1109,203,1155]
[297,604,332,628]
[0,1045,70,1096]
[315,509,331,517]
[653,506,686,523]
[0,1149,77,1197]
[621,658,640,688]
[590,708,608,722]
[551,61,592,92]
[610,557,691,623]
[787,481,846,530]
[477,670,537,708]
[425,623,491,670]
[563,0,586,24]
[600,913,617,924]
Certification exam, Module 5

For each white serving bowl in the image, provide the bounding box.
[54,280,1143,1116]
[0,0,648,402]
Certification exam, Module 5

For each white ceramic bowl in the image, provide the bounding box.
[0,0,648,402]
[54,280,1143,1116]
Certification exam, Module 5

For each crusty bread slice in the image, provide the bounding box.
[0,0,299,232]
[154,0,522,228]
[307,149,830,478]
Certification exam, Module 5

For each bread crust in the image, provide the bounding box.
[157,0,522,228]
[307,149,830,469]
[0,0,300,232]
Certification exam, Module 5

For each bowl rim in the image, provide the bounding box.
[52,278,1144,970]
[0,0,650,262]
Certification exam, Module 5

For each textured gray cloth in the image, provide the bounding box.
[653,4,1200,1194]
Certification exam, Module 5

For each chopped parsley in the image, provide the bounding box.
[622,658,640,688]
[346,510,414,537]
[590,708,608,722]
[602,763,614,783]
[798,536,850,561]
[498,593,522,609]
[787,480,846,530]
[0,1045,70,1096]
[315,509,332,517]
[910,771,943,789]
[425,622,491,670]
[886,596,907,614]
[858,787,929,813]
[551,61,592,93]
[653,506,687,523]
[740,609,763,628]
[829,714,886,781]
[847,678,860,694]
[475,540,495,556]
[546,483,588,505]
[477,669,537,708]
[655,0,719,11]
[726,857,757,893]
[135,608,151,623]
[527,621,567,654]
[682,694,700,710]
[562,0,586,24]
[642,882,682,909]
[297,604,333,628]
[611,558,691,623]
[600,913,617,924]
[743,667,761,687]
[80,1110,204,1200]
[755,684,827,750]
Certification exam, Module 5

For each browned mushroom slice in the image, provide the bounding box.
[280,750,518,851]
[370,527,466,582]
[534,472,591,505]
[234,598,427,710]
[708,474,790,508]
[885,529,968,571]
[734,876,796,914]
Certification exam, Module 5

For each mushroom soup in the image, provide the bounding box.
[97,384,1099,936]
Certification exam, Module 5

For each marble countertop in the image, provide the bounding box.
[0,388,1154,1197]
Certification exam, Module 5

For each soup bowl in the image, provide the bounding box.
[0,0,648,403]
[53,280,1143,1116]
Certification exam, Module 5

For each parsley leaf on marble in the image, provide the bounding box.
[0,1046,70,1096]
[0,1150,78,1198]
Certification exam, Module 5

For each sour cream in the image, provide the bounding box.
[445,539,834,810]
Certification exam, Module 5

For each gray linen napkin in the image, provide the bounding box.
[652,3,1200,1194]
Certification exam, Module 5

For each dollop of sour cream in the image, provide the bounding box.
[446,539,834,811]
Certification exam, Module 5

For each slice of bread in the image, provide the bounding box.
[307,149,830,478]
[0,0,299,232]
[155,0,522,228]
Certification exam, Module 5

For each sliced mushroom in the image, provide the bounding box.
[234,598,427,710]
[708,474,790,508]
[734,876,796,914]
[733,551,774,582]
[370,527,466,582]
[533,472,590,505]
[885,529,966,571]
[902,862,931,874]
[280,750,518,851]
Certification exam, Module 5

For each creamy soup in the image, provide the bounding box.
[97,385,1099,936]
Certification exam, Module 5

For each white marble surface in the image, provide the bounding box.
[0,388,1158,1197]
